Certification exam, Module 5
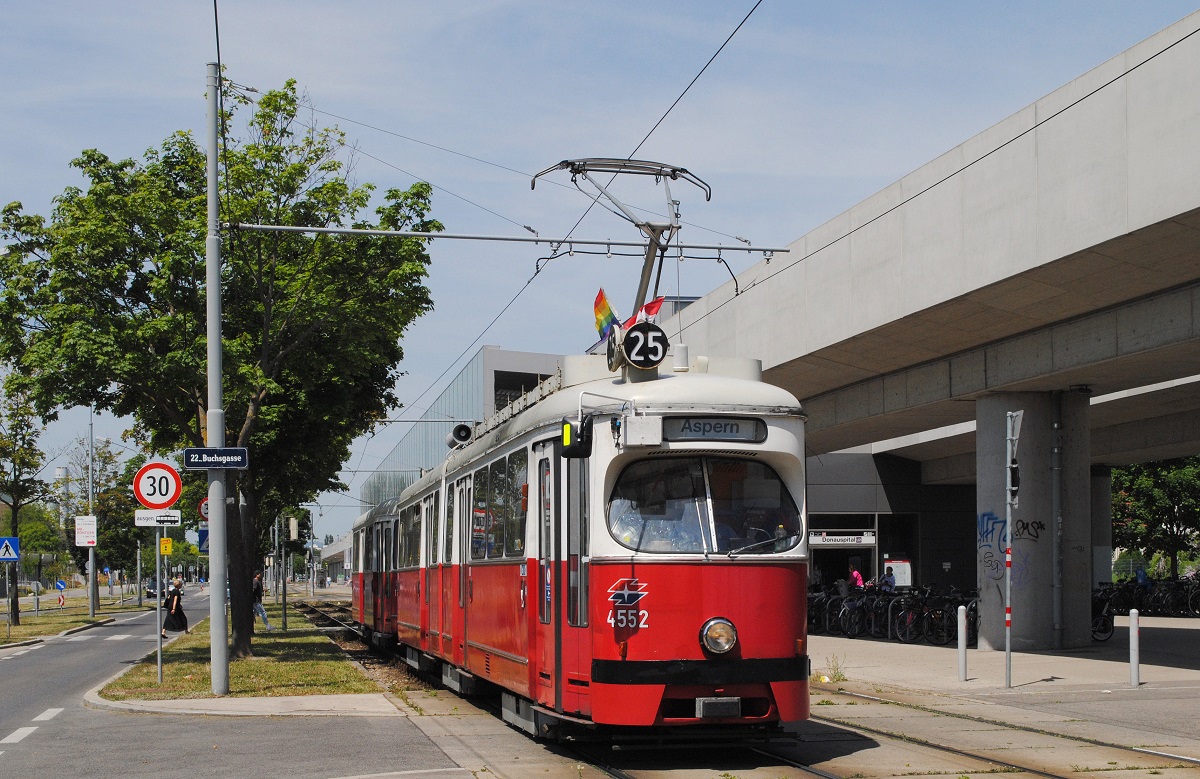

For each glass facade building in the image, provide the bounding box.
[361,346,560,508]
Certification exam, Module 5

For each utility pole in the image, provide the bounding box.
[205,62,230,695]
[88,406,95,618]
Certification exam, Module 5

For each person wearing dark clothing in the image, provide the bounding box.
[252,571,274,631]
[161,578,190,637]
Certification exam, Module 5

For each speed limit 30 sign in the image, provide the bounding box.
[133,462,182,509]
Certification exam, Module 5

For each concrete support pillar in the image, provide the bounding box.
[1092,466,1113,585]
[976,391,1092,650]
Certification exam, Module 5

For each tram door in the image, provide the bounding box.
[455,478,471,667]
[533,441,559,711]
[363,524,377,629]
[424,493,441,650]
[441,488,455,658]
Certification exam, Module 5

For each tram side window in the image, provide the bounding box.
[505,449,528,558]
[567,456,589,627]
[444,489,454,564]
[471,468,488,561]
[487,459,507,558]
[405,505,421,568]
[426,493,440,566]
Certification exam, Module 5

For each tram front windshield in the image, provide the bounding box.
[608,457,802,554]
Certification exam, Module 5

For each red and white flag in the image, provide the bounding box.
[622,296,665,330]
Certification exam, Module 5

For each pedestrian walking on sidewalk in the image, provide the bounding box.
[252,570,274,631]
[161,578,190,637]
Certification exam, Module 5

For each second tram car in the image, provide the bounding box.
[350,351,809,737]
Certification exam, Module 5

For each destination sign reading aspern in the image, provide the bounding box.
[662,417,767,443]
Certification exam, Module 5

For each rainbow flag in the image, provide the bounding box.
[594,288,620,339]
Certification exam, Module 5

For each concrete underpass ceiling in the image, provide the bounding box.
[771,210,1200,481]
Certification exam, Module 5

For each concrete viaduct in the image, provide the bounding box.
[662,12,1200,650]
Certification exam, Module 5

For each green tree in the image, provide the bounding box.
[17,502,65,555]
[0,79,437,656]
[58,438,146,599]
[1111,458,1200,579]
[0,379,52,624]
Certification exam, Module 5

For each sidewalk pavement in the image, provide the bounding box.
[806,613,1200,757]
[808,613,1200,694]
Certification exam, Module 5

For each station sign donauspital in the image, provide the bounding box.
[807,530,877,546]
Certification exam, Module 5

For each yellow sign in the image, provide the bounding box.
[160,537,173,555]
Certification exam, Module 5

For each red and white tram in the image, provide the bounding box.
[350,352,810,737]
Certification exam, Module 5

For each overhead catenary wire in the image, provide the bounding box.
[228,2,770,496]
[559,0,764,243]
[357,1,770,438]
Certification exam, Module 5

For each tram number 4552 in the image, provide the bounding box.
[607,608,649,628]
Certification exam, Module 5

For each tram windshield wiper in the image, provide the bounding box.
[727,533,796,558]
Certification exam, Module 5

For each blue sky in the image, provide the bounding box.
[4,2,1198,538]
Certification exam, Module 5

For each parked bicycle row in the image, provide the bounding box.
[806,583,979,646]
[1095,574,1200,618]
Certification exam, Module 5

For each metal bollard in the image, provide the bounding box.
[1129,609,1140,687]
[957,605,968,681]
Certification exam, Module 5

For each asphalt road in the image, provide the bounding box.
[0,595,463,779]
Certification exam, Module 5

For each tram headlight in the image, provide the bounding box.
[700,617,737,654]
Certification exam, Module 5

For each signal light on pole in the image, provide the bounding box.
[1008,458,1020,506]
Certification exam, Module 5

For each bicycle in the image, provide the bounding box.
[1091,587,1114,641]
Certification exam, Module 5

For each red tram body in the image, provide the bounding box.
[350,353,810,737]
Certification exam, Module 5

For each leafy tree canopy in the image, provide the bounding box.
[16,502,65,555]
[0,378,52,624]
[1111,457,1200,579]
[0,79,439,654]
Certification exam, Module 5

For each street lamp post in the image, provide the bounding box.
[305,502,323,596]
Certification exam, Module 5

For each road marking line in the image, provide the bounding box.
[104,635,132,641]
[1,727,36,744]
[11,650,28,656]
[32,709,63,722]
[120,614,144,623]
[66,636,95,642]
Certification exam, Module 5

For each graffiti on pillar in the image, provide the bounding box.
[1010,546,1034,588]
[1012,518,1046,541]
[977,511,1006,581]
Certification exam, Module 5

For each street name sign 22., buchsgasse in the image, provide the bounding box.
[182,447,249,470]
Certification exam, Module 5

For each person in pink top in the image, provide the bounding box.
[848,563,864,589]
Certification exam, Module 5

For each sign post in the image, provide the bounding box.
[133,464,181,687]
[1005,410,1023,690]
[156,527,163,684]
[0,537,16,639]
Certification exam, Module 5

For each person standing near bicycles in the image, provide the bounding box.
[848,563,864,590]
[879,566,896,593]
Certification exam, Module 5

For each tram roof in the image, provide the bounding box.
[354,353,803,525]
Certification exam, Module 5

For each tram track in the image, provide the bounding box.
[299,605,1195,777]
[817,684,1200,769]
[791,684,1197,778]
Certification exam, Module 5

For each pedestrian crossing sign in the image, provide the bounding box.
[0,537,18,562]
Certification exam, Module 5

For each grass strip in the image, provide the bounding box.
[102,604,378,701]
